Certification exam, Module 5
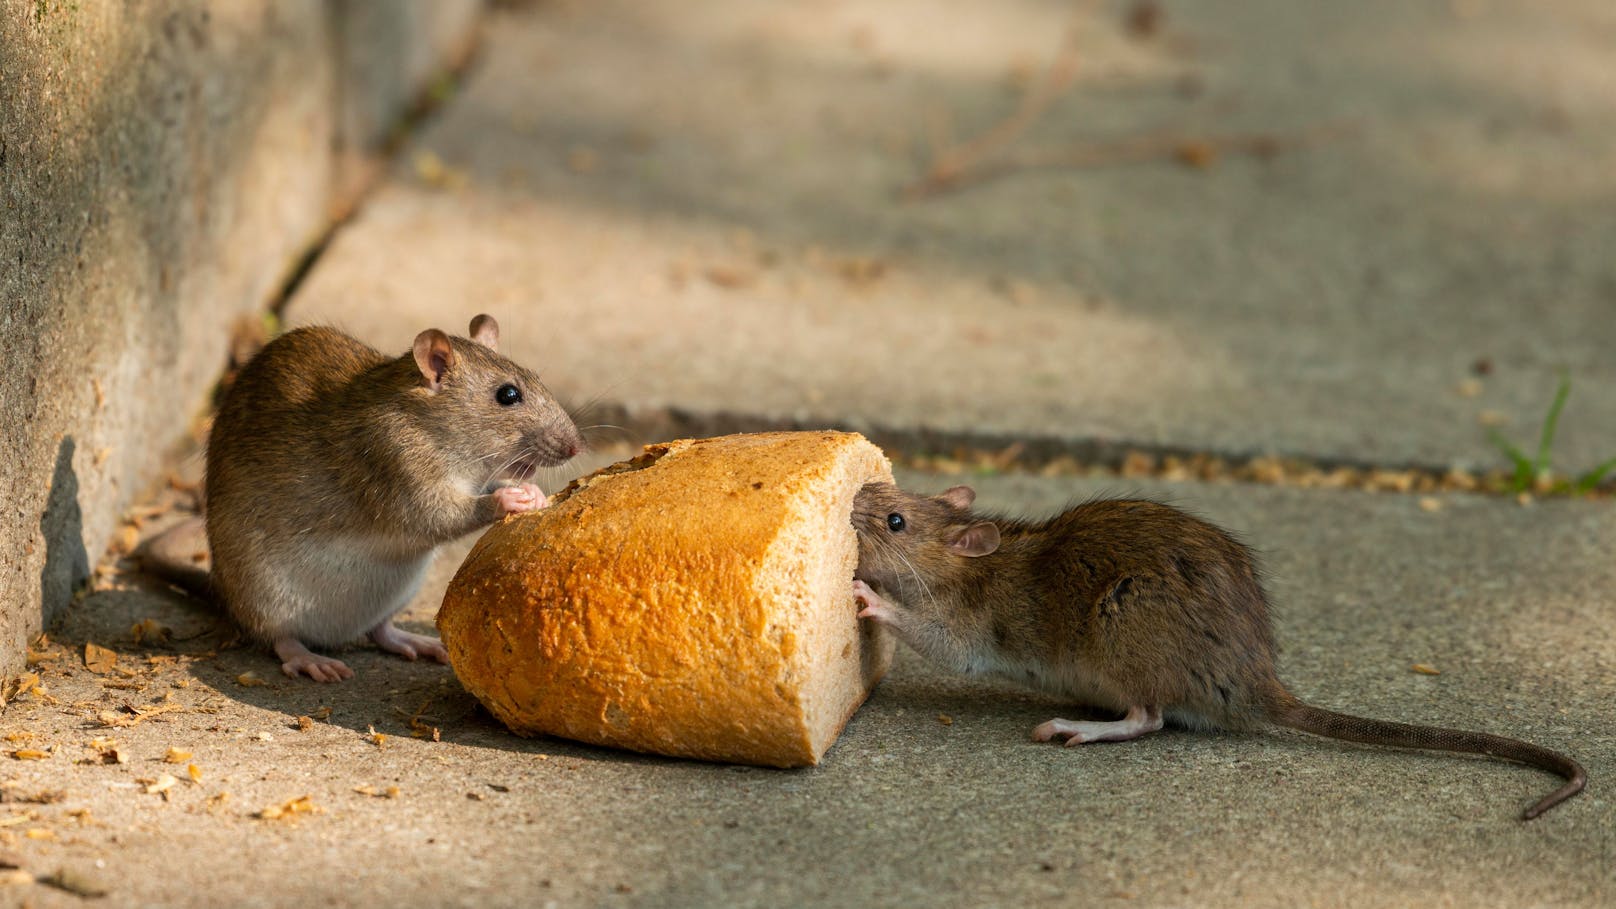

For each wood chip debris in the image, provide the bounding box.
[142,774,177,796]
[96,703,184,728]
[256,795,322,821]
[131,619,173,646]
[83,643,117,674]
[38,867,109,898]
[896,445,1609,499]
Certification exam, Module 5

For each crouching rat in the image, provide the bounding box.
[142,315,583,682]
[849,482,1585,820]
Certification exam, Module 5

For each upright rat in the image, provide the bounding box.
[143,315,583,682]
[849,482,1585,820]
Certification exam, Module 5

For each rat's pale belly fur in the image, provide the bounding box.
[224,536,431,645]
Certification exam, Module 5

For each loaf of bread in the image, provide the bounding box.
[437,431,895,767]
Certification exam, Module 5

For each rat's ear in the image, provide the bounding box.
[412,329,456,390]
[948,521,999,557]
[469,314,499,351]
[936,485,976,509]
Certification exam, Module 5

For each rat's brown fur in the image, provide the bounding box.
[851,482,1585,820]
[149,316,583,681]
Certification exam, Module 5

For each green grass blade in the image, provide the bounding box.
[1487,428,1534,491]
[1533,373,1572,478]
[1572,454,1616,494]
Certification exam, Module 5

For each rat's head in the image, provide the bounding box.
[410,314,585,485]
[851,482,1000,597]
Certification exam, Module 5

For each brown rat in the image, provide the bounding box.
[849,482,1585,820]
[143,314,583,682]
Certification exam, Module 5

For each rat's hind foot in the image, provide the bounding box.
[274,637,355,683]
[369,621,450,664]
[1033,705,1163,745]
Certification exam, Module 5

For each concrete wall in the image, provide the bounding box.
[0,0,481,674]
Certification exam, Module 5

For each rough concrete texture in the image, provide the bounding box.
[7,0,1615,905]
[0,1,483,675]
[1,468,1609,907]
[286,0,1616,473]
[330,0,483,191]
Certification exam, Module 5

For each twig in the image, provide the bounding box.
[902,1,1098,201]
[911,122,1355,199]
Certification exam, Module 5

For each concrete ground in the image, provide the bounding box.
[7,1,1615,906]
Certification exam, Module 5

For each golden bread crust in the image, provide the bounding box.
[438,431,894,767]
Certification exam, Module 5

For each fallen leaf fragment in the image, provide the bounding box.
[143,775,177,795]
[294,716,314,731]
[8,750,48,762]
[937,714,954,726]
[39,867,109,898]
[82,643,117,672]
[1411,664,1441,676]
[164,747,193,764]
[186,764,203,784]
[311,706,333,721]
[236,672,267,688]
[256,795,322,821]
[0,869,32,886]
[131,619,173,646]
[703,265,757,290]
[1418,497,1443,513]
[353,785,400,799]
[205,792,230,812]
[366,726,388,750]
[24,829,53,840]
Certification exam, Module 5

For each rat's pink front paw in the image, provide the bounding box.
[852,580,894,624]
[493,483,548,517]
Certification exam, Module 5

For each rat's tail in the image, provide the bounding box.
[135,516,213,600]
[1263,687,1585,820]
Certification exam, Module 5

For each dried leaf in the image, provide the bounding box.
[84,643,117,674]
[936,714,954,726]
[205,792,230,812]
[703,265,757,290]
[0,869,32,886]
[144,774,177,795]
[366,726,388,750]
[1418,497,1443,513]
[186,764,202,784]
[311,706,333,721]
[1411,664,1441,676]
[39,867,108,898]
[256,795,322,821]
[24,829,53,840]
[294,716,314,732]
[164,747,192,763]
[235,672,267,688]
[8,750,47,762]
[130,619,172,646]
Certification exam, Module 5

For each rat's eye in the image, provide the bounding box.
[886,513,906,533]
[495,384,522,406]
